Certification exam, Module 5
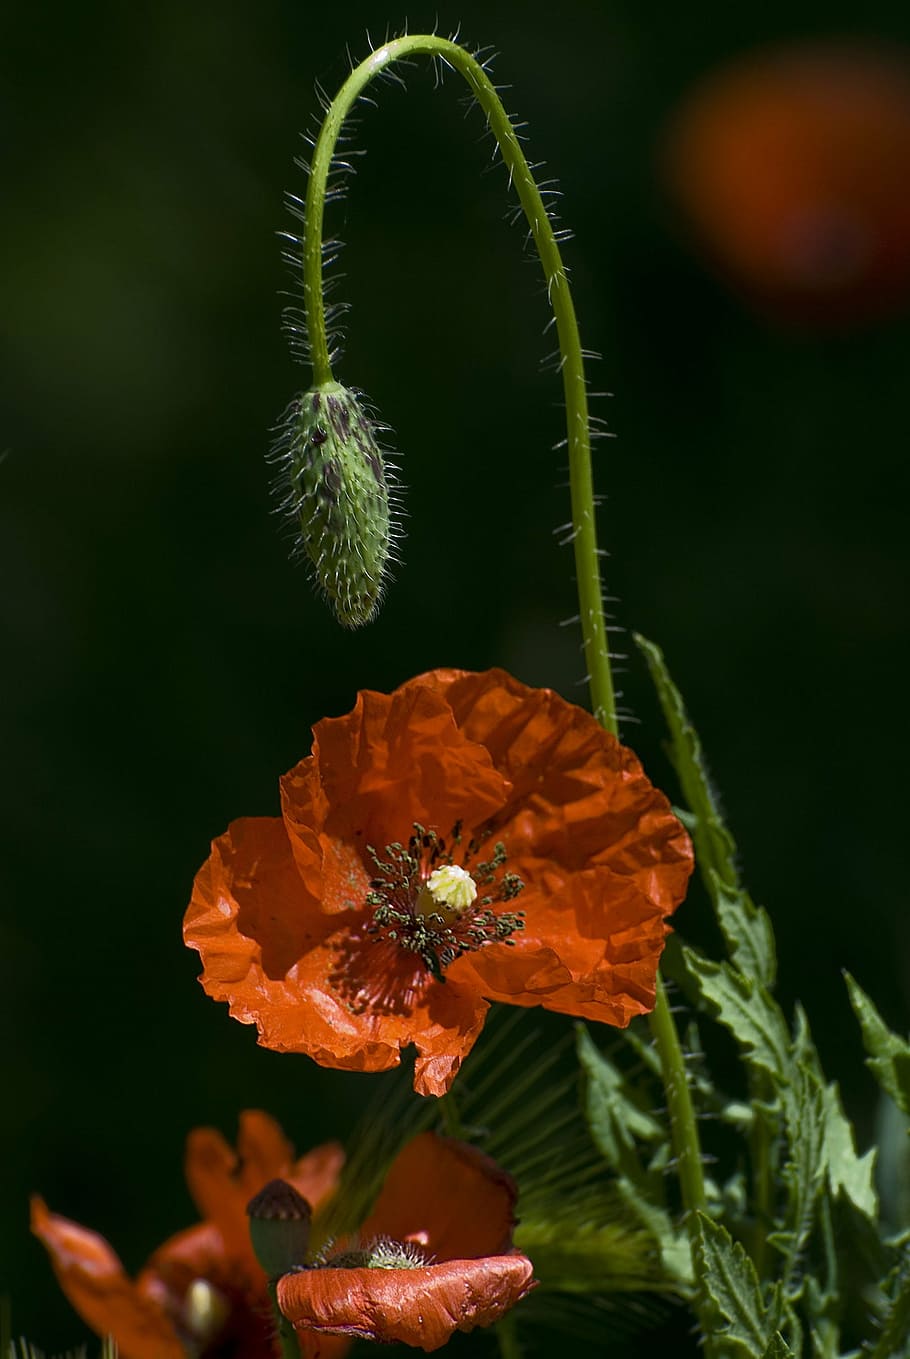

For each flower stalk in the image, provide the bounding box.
[300,35,617,732]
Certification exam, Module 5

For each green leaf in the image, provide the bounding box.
[635,635,776,988]
[614,1177,693,1286]
[692,1212,779,1356]
[772,1063,827,1277]
[576,1025,663,1173]
[635,633,739,892]
[823,1081,878,1219]
[712,874,777,991]
[762,1334,794,1359]
[682,949,791,1081]
[793,1003,879,1220]
[514,1187,689,1293]
[846,974,910,1116]
[870,1245,910,1359]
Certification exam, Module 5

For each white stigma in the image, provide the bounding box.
[422,864,478,914]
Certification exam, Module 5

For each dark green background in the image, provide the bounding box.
[4,0,910,1346]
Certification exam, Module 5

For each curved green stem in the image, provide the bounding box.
[302,35,617,733]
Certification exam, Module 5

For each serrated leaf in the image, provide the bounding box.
[693,1212,779,1356]
[823,1082,878,1219]
[846,974,910,1116]
[635,635,777,988]
[635,633,739,892]
[762,1334,794,1359]
[776,1063,827,1277]
[576,1024,663,1172]
[682,949,791,1082]
[870,1245,910,1359]
[793,1004,879,1221]
[712,874,778,990]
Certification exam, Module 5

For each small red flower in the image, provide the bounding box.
[278,1132,536,1353]
[185,668,693,1096]
[667,44,910,323]
[31,1111,343,1359]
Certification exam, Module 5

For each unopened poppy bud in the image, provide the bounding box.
[246,1178,313,1279]
[277,382,394,628]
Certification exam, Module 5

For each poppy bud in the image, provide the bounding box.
[246,1178,313,1279]
[277,382,394,627]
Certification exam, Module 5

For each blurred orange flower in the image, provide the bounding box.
[278,1131,535,1353]
[185,669,692,1096]
[667,44,910,323]
[32,1111,343,1359]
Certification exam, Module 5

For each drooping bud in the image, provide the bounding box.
[274,382,395,627]
[246,1178,313,1279]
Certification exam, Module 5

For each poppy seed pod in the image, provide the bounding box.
[276,382,394,627]
[246,1178,313,1280]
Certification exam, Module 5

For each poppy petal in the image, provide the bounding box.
[30,1197,184,1359]
[185,816,489,1093]
[281,684,512,912]
[416,668,692,912]
[457,865,670,1025]
[360,1133,517,1260]
[277,1255,536,1351]
[291,1142,346,1212]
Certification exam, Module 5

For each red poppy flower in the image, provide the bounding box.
[31,1111,343,1359]
[277,1131,536,1353]
[185,668,692,1096]
[667,44,910,324]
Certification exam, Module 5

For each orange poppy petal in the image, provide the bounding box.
[235,1109,297,1198]
[185,816,489,1095]
[415,668,693,912]
[290,1142,346,1212]
[456,865,671,1025]
[277,1255,536,1351]
[184,1126,245,1233]
[281,684,512,912]
[30,1197,184,1359]
[360,1133,517,1260]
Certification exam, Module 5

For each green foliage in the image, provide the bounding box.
[693,1212,781,1355]
[629,636,898,1358]
[845,974,910,1116]
[869,1245,910,1359]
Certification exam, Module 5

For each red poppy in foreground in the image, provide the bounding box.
[32,1111,342,1359]
[277,1132,535,1353]
[185,668,693,1095]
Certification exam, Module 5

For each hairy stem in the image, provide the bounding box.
[648,978,707,1220]
[302,35,617,732]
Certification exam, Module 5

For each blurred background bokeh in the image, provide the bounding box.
[4,0,910,1346]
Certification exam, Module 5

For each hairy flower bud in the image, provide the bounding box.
[272,382,395,627]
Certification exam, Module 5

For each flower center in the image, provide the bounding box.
[416,864,478,918]
[365,822,525,980]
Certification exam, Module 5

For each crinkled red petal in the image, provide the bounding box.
[361,1133,517,1261]
[280,684,512,913]
[278,1254,536,1351]
[416,668,693,912]
[184,816,489,1095]
[454,864,670,1024]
